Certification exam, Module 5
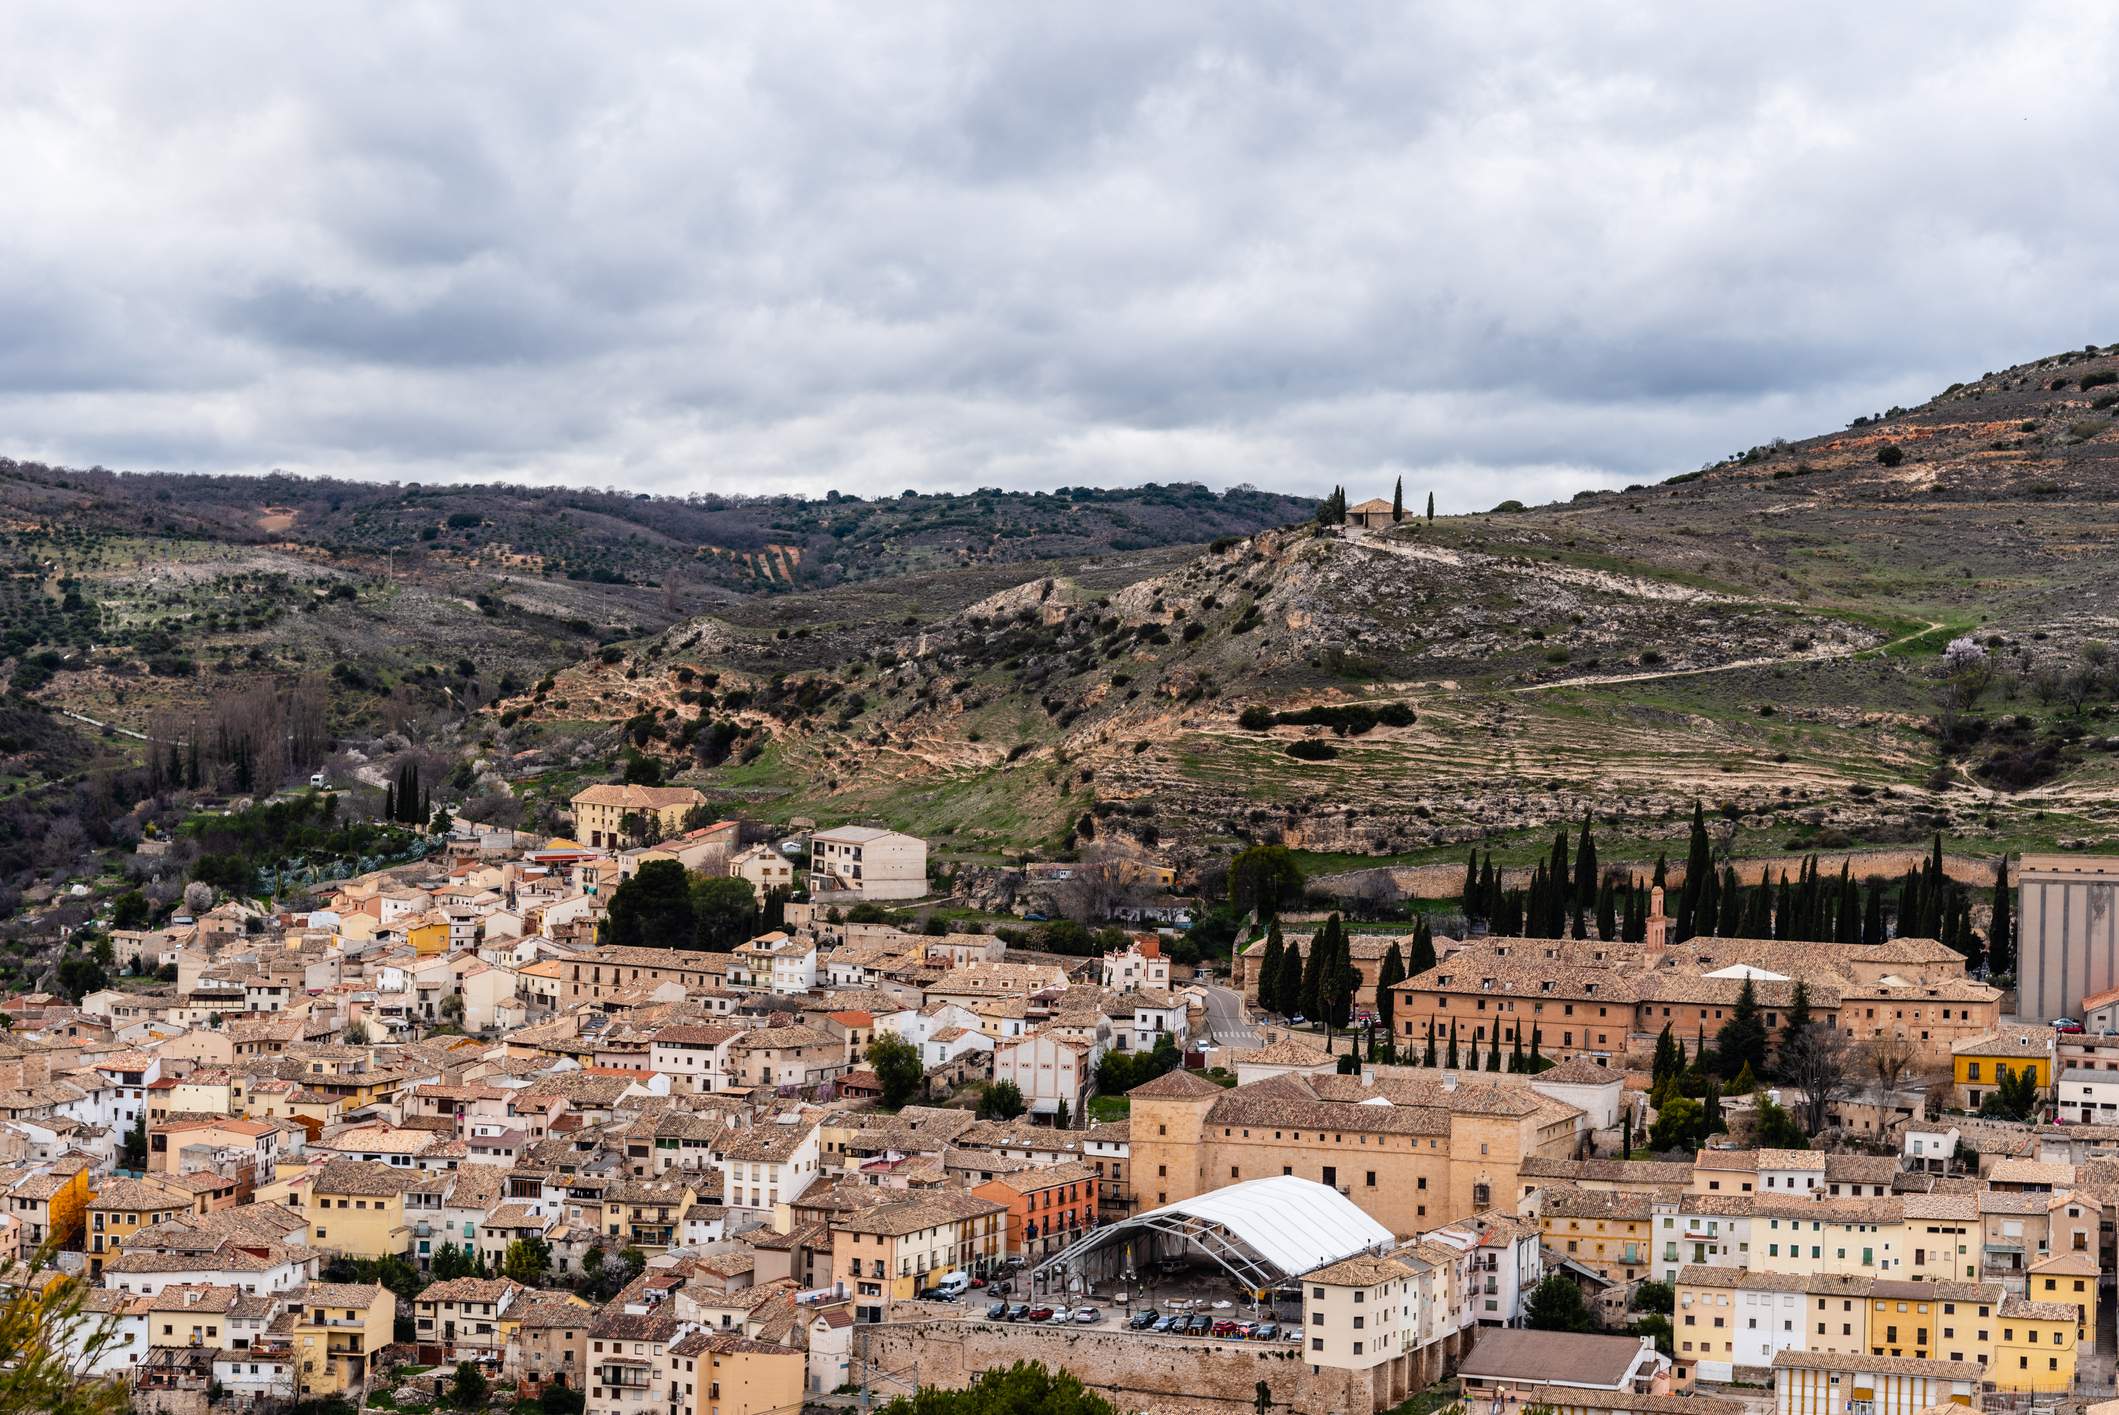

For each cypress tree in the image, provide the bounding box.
[1652,1023,1679,1084]
[1717,865,1742,937]
[1677,802,1711,942]
[1411,919,1437,976]
[1595,878,1616,942]
[1275,945,1305,1018]
[1446,1020,1460,1069]
[1705,1080,1725,1134]
[1424,1018,1438,1067]
[1300,921,1329,1018]
[1487,1021,1502,1072]
[1426,491,1435,523]
[1377,941,1406,1038]
[384,783,395,822]
[1742,880,1772,937]
[1989,856,2014,976]
[1462,850,1480,917]
[1509,1027,1526,1073]
[1574,815,1597,912]
[1622,1106,1633,1159]
[1653,852,1668,892]
[1259,923,1284,1014]
[1862,881,1885,947]
[1392,476,1404,523]
[1783,979,1812,1050]
[1529,1026,1544,1073]
[1717,977,1768,1078]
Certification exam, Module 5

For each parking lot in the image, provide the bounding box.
[949,1255,1305,1346]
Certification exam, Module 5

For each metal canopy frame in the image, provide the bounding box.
[1030,1208,1281,1292]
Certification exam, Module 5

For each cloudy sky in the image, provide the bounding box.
[3,4,2116,508]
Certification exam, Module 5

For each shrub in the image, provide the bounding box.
[1490,499,1526,513]
[2083,370,2118,390]
[1237,706,1275,731]
[1875,443,1906,467]
[1284,739,1338,761]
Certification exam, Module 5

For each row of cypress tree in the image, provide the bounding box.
[1455,808,2014,969]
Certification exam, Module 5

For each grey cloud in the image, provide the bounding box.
[1,3,2117,503]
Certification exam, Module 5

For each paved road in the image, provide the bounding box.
[1200,984,1261,1050]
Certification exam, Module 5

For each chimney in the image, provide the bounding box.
[1442,1073,1458,1093]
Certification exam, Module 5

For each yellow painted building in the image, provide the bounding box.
[306,1160,416,1259]
[86,1175,187,1277]
[667,1330,806,1415]
[408,916,450,956]
[1540,1188,1653,1283]
[294,1281,395,1397]
[1753,1198,1903,1278]
[5,1161,91,1259]
[1991,1295,2077,1393]
[1952,1026,2054,1109]
[829,1193,1007,1322]
[2029,1250,2098,1347]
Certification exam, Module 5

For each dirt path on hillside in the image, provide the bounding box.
[1512,618,1946,695]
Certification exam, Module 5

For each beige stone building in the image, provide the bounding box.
[1126,1066,1579,1235]
[569,784,706,851]
[2018,853,2119,1022]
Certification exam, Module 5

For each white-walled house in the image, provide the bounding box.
[808,826,927,900]
[992,1029,1096,1119]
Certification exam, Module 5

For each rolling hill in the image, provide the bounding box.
[492,342,2119,874]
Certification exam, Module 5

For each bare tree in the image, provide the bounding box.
[1052,858,1135,925]
[1867,1031,1917,1098]
[1779,1023,1855,1137]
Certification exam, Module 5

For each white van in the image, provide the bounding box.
[929,1270,970,1300]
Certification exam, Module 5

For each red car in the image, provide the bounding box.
[1026,1306,1055,1322]
[1211,1320,1237,1337]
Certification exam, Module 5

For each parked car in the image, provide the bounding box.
[1187,1314,1213,1336]
[1026,1306,1055,1322]
[1287,1014,1307,1026]
[986,1301,1009,1321]
[1005,1304,1030,1322]
[1253,1323,1279,1340]
[1210,1320,1236,1337]
[1073,1306,1100,1324]
[2053,1016,2086,1034]
[1046,1308,1073,1325]
[1152,1314,1179,1333]
[1284,1325,1303,1341]
[1129,1309,1160,1330]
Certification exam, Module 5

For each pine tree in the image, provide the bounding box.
[1392,477,1404,523]
[1717,977,1768,1078]
[1989,856,2014,976]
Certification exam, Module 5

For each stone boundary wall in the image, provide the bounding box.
[1309,849,2006,905]
[859,1318,1378,1415]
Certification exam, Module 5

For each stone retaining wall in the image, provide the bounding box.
[859,1319,1384,1415]
[1310,848,2005,904]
